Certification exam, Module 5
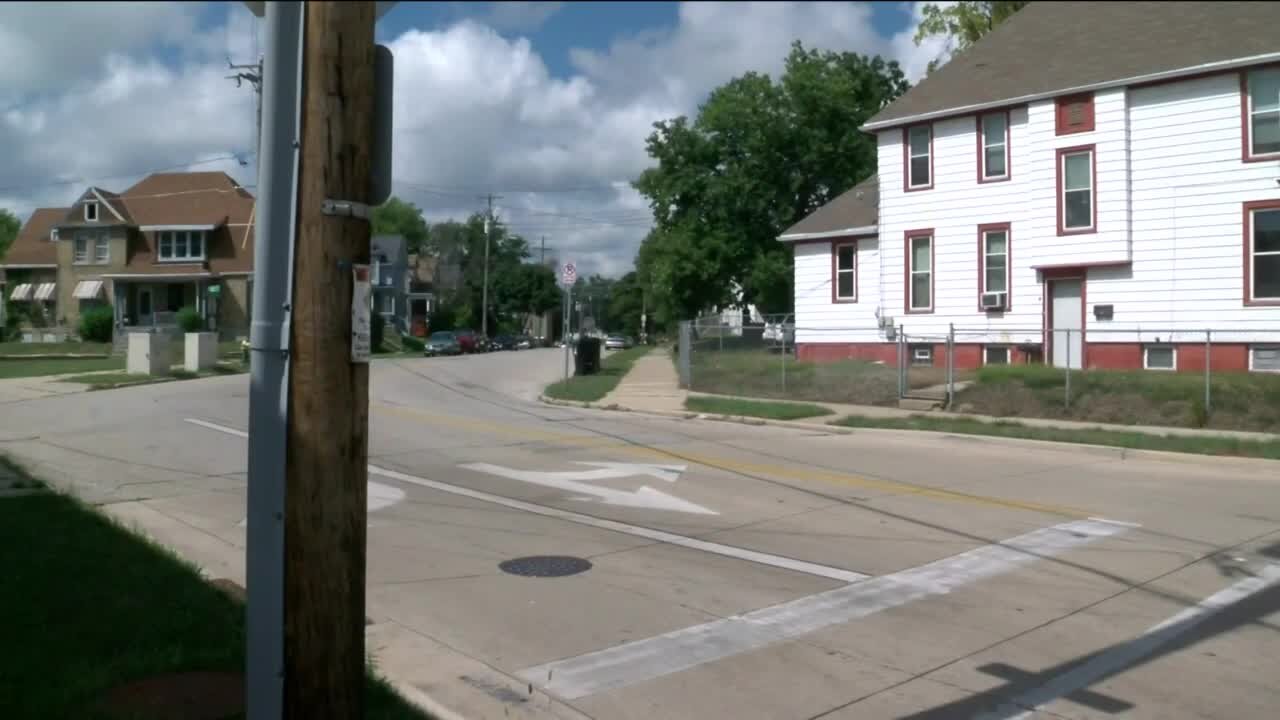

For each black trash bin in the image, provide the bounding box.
[575,337,602,375]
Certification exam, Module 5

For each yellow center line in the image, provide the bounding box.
[371,401,1094,518]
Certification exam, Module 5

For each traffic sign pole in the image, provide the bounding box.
[561,262,575,379]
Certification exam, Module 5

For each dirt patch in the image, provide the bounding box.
[96,671,245,720]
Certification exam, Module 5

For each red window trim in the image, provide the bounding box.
[1243,199,1280,306]
[976,111,1011,183]
[1241,65,1280,163]
[903,228,935,314]
[1056,143,1097,236]
[902,123,934,192]
[830,240,858,303]
[977,222,1012,312]
[1055,92,1095,135]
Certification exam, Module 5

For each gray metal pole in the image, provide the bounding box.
[1064,330,1072,409]
[947,323,955,409]
[1204,329,1212,416]
[563,286,572,378]
[246,3,304,719]
[482,215,490,339]
[896,326,903,398]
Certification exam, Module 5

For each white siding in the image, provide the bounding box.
[801,72,1280,348]
[792,238,881,344]
[1088,73,1280,343]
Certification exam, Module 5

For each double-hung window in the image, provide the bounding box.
[906,231,933,312]
[73,233,90,263]
[979,112,1009,181]
[93,233,109,263]
[904,124,932,190]
[980,224,1010,303]
[1246,201,1280,304]
[157,230,207,262]
[833,242,856,302]
[1244,67,1280,160]
[1058,145,1095,234]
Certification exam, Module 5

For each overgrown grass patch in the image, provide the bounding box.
[0,356,125,379]
[832,414,1280,460]
[544,346,650,402]
[687,345,904,406]
[686,395,834,420]
[957,364,1280,432]
[0,341,112,357]
[0,462,432,720]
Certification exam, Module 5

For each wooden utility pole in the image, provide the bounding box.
[285,2,376,717]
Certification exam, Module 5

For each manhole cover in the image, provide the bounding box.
[499,555,592,578]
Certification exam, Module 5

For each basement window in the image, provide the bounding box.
[1144,345,1175,371]
[910,345,933,366]
[984,346,1010,365]
[1251,346,1280,372]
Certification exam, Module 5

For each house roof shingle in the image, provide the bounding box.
[866,1,1280,130]
[779,176,878,241]
[1,207,66,266]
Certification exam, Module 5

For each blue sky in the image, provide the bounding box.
[1,1,939,277]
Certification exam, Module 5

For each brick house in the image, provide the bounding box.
[2,172,255,341]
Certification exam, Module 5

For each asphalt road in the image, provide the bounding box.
[3,348,1280,719]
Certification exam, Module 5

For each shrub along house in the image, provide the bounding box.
[780,1,1280,373]
[2,172,255,342]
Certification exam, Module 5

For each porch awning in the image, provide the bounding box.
[8,283,32,301]
[73,280,104,299]
[33,283,56,301]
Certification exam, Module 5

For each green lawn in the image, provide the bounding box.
[0,341,112,356]
[0,459,432,720]
[956,364,1280,433]
[0,356,125,379]
[833,414,1280,460]
[61,364,247,390]
[685,395,834,420]
[544,346,651,402]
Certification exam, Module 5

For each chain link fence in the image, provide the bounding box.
[677,319,1280,431]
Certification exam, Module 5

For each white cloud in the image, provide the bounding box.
[484,2,565,33]
[1,1,932,279]
[889,1,957,82]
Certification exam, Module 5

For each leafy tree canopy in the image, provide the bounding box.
[371,197,429,254]
[914,2,1029,74]
[633,41,909,323]
[0,209,20,261]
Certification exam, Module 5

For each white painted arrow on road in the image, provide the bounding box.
[461,462,717,515]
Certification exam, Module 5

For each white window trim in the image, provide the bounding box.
[1246,68,1280,159]
[93,233,110,264]
[1061,150,1094,231]
[907,126,931,189]
[981,112,1008,180]
[910,345,933,365]
[1249,345,1280,372]
[981,228,1009,295]
[73,234,90,264]
[157,230,208,263]
[834,242,857,301]
[1143,345,1176,371]
[1251,208,1280,301]
[984,346,1011,365]
[908,235,933,311]
[84,201,98,222]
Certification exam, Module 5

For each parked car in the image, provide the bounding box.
[492,334,518,351]
[454,329,478,353]
[516,335,534,349]
[604,335,632,350]
[423,331,461,356]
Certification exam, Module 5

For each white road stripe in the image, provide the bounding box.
[517,518,1136,700]
[975,561,1280,720]
[183,417,870,584]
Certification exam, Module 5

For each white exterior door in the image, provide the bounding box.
[1050,279,1083,369]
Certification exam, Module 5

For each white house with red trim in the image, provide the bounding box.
[780,1,1280,373]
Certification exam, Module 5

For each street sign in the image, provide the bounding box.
[562,262,577,286]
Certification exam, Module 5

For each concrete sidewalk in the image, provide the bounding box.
[599,348,687,411]
[581,349,1279,444]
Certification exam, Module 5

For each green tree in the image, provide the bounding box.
[0,208,20,261]
[371,197,429,254]
[913,2,1029,74]
[495,263,560,320]
[634,42,908,323]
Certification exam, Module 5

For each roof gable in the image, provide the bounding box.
[0,208,66,266]
[779,176,878,241]
[866,1,1280,130]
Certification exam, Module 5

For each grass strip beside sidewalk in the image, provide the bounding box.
[833,414,1280,460]
[0,464,431,720]
[686,395,834,421]
[544,345,651,402]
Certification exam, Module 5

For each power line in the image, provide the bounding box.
[398,178,627,195]
[0,153,249,195]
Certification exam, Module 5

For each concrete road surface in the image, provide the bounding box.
[3,348,1280,719]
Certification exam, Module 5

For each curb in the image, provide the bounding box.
[536,395,1278,469]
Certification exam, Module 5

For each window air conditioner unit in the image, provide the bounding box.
[980,292,1007,310]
